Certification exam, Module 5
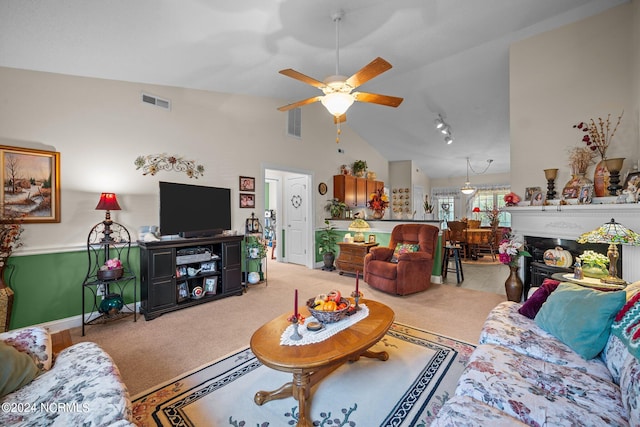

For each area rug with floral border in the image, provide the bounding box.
[131,322,474,427]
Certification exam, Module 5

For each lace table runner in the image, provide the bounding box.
[280,304,369,346]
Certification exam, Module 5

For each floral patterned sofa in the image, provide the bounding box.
[431,283,640,426]
[0,327,134,427]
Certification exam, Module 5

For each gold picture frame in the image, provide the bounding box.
[1,145,61,223]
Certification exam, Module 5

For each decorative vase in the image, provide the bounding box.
[562,173,592,199]
[99,293,124,316]
[373,210,385,219]
[593,160,609,197]
[248,272,260,284]
[424,213,435,221]
[504,265,523,302]
[582,265,608,279]
[0,265,14,332]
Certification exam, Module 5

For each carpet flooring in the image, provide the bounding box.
[131,322,475,427]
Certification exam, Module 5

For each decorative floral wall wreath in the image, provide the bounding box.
[134,154,204,178]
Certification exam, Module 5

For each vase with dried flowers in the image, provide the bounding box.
[573,111,623,196]
[0,209,24,332]
[367,188,389,219]
[563,147,594,198]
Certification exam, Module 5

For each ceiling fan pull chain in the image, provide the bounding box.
[336,121,341,143]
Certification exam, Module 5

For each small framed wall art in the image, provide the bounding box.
[239,176,255,192]
[240,193,255,208]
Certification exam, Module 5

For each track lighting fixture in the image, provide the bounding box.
[435,114,453,143]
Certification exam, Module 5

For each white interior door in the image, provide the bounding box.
[285,175,309,266]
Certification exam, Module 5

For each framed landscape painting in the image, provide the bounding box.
[1,145,61,223]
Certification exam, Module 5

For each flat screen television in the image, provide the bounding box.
[159,181,231,238]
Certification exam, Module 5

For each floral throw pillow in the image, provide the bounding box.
[390,243,420,263]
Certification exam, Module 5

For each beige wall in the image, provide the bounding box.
[510,2,639,196]
[0,67,388,253]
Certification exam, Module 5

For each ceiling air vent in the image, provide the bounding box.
[287,108,301,138]
[141,92,171,111]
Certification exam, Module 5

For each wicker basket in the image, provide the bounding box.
[306,297,350,323]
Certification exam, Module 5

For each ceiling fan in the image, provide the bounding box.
[277,10,403,125]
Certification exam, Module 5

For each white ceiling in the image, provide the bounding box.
[0,0,627,179]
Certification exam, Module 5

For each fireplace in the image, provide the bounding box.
[523,235,621,299]
[504,203,640,297]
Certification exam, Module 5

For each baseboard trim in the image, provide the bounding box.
[26,302,141,334]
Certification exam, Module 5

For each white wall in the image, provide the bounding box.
[0,67,388,254]
[510,3,639,196]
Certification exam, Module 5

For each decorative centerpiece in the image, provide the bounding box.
[97,257,123,281]
[573,111,623,196]
[498,232,531,302]
[307,289,353,324]
[367,188,389,219]
[577,250,609,279]
[563,147,594,198]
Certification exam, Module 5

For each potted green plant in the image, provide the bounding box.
[246,236,267,259]
[352,160,368,177]
[577,250,609,278]
[325,198,347,219]
[318,220,339,271]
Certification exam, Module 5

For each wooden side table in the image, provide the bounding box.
[336,242,378,275]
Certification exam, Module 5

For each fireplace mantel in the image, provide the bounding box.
[505,203,640,283]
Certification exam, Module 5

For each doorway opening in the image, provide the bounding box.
[264,167,313,269]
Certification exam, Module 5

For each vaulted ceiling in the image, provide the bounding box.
[0,0,627,178]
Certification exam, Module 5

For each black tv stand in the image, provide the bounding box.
[179,229,222,238]
[139,234,243,320]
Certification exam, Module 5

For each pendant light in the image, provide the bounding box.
[461,158,475,195]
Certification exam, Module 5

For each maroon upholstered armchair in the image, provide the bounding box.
[363,223,439,295]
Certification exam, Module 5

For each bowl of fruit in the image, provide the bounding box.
[306,290,352,323]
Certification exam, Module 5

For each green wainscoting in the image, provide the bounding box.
[5,248,140,330]
[314,230,442,276]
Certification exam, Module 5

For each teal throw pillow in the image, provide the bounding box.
[534,282,625,360]
[390,243,419,263]
[0,340,40,398]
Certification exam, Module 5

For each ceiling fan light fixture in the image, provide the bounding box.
[321,92,355,117]
[434,117,444,129]
[445,136,453,145]
[440,125,451,135]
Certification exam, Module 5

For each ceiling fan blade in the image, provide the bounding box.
[353,92,403,108]
[345,57,392,89]
[277,96,323,112]
[279,69,326,88]
[333,114,346,124]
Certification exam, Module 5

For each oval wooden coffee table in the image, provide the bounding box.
[250,300,395,427]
